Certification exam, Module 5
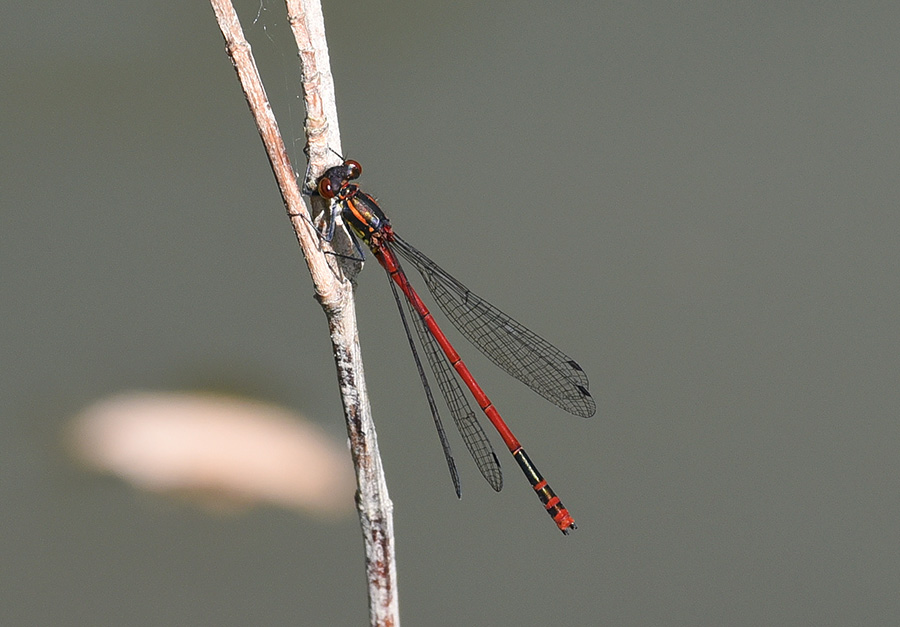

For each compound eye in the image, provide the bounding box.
[345,160,362,180]
[318,177,335,199]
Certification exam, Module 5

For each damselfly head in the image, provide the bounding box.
[318,159,363,199]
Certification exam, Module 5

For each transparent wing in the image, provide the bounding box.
[388,278,462,496]
[403,289,503,492]
[392,235,596,418]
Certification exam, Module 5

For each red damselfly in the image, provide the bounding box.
[317,160,596,533]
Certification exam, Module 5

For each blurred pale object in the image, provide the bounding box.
[68,392,354,517]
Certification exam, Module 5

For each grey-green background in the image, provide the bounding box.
[4,1,899,624]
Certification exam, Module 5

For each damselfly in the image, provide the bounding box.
[318,160,596,533]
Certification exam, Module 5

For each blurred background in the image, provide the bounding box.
[3,1,900,624]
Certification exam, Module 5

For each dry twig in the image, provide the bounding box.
[208,0,399,624]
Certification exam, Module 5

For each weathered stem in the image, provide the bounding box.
[209,1,399,624]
